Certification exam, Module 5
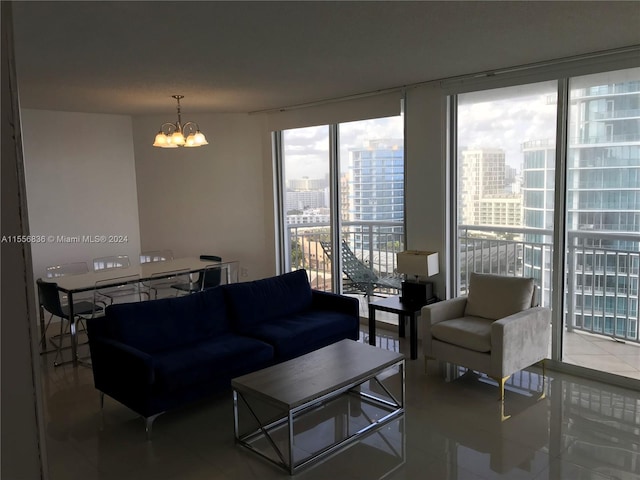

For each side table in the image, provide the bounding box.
[368,295,437,360]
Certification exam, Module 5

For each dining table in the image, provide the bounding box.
[49,257,237,367]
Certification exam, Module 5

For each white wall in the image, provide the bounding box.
[405,85,449,300]
[132,113,273,281]
[21,110,142,279]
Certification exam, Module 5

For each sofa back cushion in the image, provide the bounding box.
[103,286,229,353]
[464,273,534,320]
[223,270,313,331]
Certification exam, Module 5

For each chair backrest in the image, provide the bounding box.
[465,273,536,320]
[199,255,223,289]
[140,250,173,264]
[320,241,378,283]
[37,278,65,317]
[94,274,142,304]
[93,255,130,271]
[46,262,89,278]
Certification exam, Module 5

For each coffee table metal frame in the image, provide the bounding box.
[232,340,405,475]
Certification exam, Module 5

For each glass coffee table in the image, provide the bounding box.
[232,339,405,474]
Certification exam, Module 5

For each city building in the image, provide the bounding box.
[348,139,404,250]
[460,148,513,226]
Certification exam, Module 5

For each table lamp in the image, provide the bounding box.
[396,250,439,304]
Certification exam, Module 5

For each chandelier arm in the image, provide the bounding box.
[182,121,201,135]
[159,122,178,135]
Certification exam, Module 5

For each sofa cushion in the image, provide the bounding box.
[153,334,274,392]
[223,269,313,330]
[431,316,494,353]
[464,273,534,320]
[104,286,230,353]
[246,310,358,360]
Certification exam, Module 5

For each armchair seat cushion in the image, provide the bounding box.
[431,316,494,353]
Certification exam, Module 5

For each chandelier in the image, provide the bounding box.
[153,95,209,148]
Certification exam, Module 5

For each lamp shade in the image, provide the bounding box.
[397,251,439,277]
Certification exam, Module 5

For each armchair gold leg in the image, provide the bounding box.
[538,359,546,400]
[492,375,510,401]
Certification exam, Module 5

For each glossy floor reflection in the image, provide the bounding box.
[40,327,640,480]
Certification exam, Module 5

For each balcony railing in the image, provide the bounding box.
[286,220,404,293]
[459,224,639,344]
[286,220,639,344]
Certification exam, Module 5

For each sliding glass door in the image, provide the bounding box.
[563,69,640,377]
[456,81,558,305]
[278,115,404,302]
[281,125,331,290]
[453,67,640,380]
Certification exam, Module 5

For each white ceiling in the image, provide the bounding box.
[11,1,640,116]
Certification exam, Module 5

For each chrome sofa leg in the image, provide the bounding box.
[145,412,164,441]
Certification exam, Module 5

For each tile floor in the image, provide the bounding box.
[40,327,640,480]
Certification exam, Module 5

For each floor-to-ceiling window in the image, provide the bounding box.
[452,67,640,381]
[277,115,404,304]
[564,69,640,377]
[456,82,558,306]
[281,125,331,289]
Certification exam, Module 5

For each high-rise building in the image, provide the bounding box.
[348,139,404,249]
[522,77,640,338]
[285,189,327,213]
[459,147,521,227]
[566,77,639,339]
[521,142,556,303]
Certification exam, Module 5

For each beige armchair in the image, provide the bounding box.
[422,273,550,399]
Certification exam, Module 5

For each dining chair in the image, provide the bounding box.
[40,261,91,354]
[93,255,131,271]
[37,278,104,366]
[146,269,191,299]
[92,255,147,302]
[171,255,223,295]
[139,250,174,264]
[46,261,89,278]
[94,274,144,306]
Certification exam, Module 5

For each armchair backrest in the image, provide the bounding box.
[464,273,535,320]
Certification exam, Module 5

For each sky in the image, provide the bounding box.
[282,116,403,181]
[458,81,558,170]
[281,79,561,182]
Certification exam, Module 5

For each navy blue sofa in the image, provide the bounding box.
[86,269,359,435]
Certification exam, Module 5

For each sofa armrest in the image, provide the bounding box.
[490,306,550,378]
[89,337,155,389]
[311,289,359,318]
[421,296,468,358]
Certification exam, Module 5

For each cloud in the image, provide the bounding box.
[459,88,557,168]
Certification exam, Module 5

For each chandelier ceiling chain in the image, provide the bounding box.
[153,95,208,148]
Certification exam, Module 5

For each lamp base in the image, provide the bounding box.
[400,280,434,305]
